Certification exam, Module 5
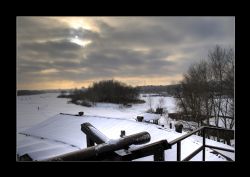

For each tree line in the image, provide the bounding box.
[59,80,144,106]
[175,45,234,130]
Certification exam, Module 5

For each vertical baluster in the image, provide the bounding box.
[86,136,95,147]
[154,149,165,161]
[202,128,206,161]
[177,142,181,161]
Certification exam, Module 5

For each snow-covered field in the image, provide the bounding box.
[17,93,234,161]
[17,93,176,132]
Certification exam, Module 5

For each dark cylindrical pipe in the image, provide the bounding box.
[46,131,151,161]
[81,122,110,144]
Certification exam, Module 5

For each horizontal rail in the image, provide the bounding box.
[209,149,234,161]
[168,126,234,161]
[204,126,235,132]
[205,145,235,153]
[182,146,203,161]
[169,126,204,145]
[121,140,171,161]
[169,126,234,146]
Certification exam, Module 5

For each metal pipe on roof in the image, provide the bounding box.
[45,131,151,161]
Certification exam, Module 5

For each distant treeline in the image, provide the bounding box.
[136,82,228,97]
[137,84,181,96]
[17,89,61,96]
[59,80,145,106]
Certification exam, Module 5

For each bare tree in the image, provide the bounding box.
[157,97,165,109]
[176,60,212,127]
[208,45,234,129]
[147,95,154,113]
[176,45,234,131]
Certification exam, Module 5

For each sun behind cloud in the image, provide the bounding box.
[70,35,92,47]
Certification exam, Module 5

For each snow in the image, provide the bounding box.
[17,135,79,161]
[17,93,176,132]
[88,126,110,143]
[17,93,234,161]
[138,113,160,121]
[20,114,179,150]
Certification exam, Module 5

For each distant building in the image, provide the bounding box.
[137,113,161,124]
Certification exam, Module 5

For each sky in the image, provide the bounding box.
[17,16,235,90]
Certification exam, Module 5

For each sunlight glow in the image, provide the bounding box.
[70,38,92,47]
[17,74,184,90]
[52,17,99,32]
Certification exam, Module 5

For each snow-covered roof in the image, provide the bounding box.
[17,113,235,161]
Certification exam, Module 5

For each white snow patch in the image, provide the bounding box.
[17,93,234,161]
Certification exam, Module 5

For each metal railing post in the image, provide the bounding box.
[202,127,206,161]
[86,136,95,147]
[154,149,165,161]
[177,142,181,161]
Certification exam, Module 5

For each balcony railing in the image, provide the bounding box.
[169,126,234,161]
[42,123,234,161]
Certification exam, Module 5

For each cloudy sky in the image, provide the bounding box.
[17,16,234,90]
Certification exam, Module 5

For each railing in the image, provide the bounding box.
[169,126,234,161]
[46,124,234,161]
[26,123,233,161]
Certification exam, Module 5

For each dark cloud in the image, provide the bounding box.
[17,17,235,89]
[19,40,82,59]
[79,47,174,77]
[17,17,70,42]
